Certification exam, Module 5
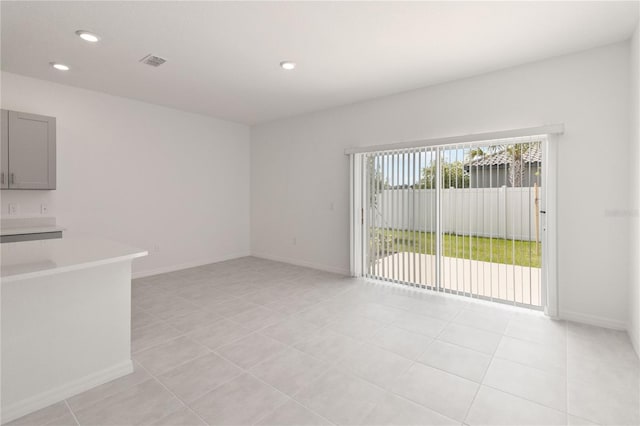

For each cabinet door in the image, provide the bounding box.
[8,111,56,189]
[1,110,8,189]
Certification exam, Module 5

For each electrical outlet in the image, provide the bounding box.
[330,202,335,211]
[40,204,49,215]
[292,237,297,246]
[153,244,161,253]
[8,203,18,216]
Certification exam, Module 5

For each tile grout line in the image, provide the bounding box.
[63,400,81,426]
[69,286,299,424]
[197,333,338,426]
[131,279,313,423]
[211,309,372,425]
[377,301,471,422]
[470,320,568,418]
[477,383,567,416]
[91,267,616,425]
[132,300,291,356]
[313,299,473,423]
[352,304,573,423]
[136,304,343,425]
[131,358,211,426]
[292,285,527,423]
[460,312,510,425]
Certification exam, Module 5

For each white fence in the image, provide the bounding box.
[373,187,541,241]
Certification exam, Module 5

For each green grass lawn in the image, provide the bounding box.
[372,229,541,268]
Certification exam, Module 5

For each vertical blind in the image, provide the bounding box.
[356,136,546,309]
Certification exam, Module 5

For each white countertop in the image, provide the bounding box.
[1,225,66,236]
[1,236,148,282]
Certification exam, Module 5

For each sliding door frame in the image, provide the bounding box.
[348,125,562,316]
[349,153,364,277]
[543,134,559,318]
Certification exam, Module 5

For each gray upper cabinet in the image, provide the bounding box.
[1,110,56,190]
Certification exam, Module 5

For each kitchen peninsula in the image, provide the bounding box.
[1,236,147,423]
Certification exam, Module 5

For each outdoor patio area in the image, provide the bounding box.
[373,252,542,307]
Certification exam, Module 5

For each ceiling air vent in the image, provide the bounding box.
[140,54,167,67]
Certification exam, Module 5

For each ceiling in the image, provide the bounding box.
[2,1,638,125]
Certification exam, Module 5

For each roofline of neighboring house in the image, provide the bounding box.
[463,160,541,169]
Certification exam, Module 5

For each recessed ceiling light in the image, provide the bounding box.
[280,61,296,70]
[75,30,100,43]
[50,62,70,71]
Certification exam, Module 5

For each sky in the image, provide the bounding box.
[371,146,488,186]
[370,141,541,187]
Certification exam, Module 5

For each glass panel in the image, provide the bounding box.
[364,138,544,309]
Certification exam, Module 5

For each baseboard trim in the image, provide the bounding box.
[132,252,251,279]
[559,310,627,330]
[1,360,133,425]
[250,252,349,276]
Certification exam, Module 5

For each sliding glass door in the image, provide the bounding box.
[357,137,546,309]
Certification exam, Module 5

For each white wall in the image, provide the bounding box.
[1,72,251,276]
[629,23,640,356]
[252,42,631,328]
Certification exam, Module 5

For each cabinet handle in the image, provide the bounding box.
[0,172,4,185]
[10,173,15,185]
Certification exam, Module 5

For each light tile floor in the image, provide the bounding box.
[7,257,639,426]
